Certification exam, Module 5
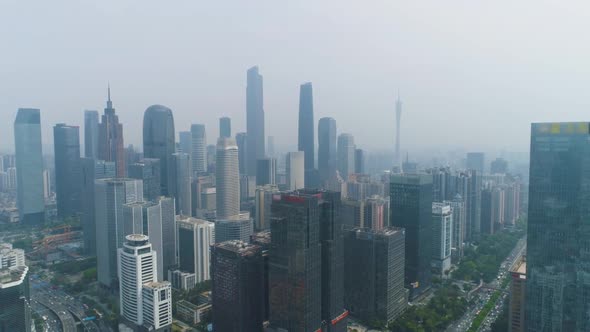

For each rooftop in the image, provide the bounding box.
[0,265,28,288]
[215,240,261,256]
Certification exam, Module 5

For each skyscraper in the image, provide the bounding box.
[256,157,276,186]
[236,132,247,175]
[255,184,279,230]
[394,95,402,170]
[337,133,355,179]
[143,104,175,196]
[98,86,126,177]
[216,137,240,219]
[170,153,192,216]
[355,148,365,174]
[128,158,161,202]
[14,108,45,225]
[431,203,453,275]
[190,124,207,176]
[219,117,231,138]
[343,227,407,325]
[390,173,433,300]
[525,122,590,332]
[298,82,315,179]
[95,178,143,288]
[177,216,215,283]
[318,117,337,184]
[215,212,253,243]
[80,159,116,255]
[267,135,275,158]
[286,151,305,190]
[211,241,264,332]
[84,110,99,159]
[118,234,172,331]
[0,244,30,332]
[466,152,485,174]
[53,123,82,219]
[246,66,265,177]
[179,131,191,154]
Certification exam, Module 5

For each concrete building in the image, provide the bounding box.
[509,259,526,332]
[431,203,453,275]
[254,184,279,230]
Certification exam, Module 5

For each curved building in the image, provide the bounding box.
[216,137,240,219]
[143,105,175,196]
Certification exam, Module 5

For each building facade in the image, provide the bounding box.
[143,105,175,196]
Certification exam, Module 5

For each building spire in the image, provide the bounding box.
[106,83,113,111]
[108,83,111,102]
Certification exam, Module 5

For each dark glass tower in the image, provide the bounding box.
[14,108,45,225]
[211,241,264,332]
[128,158,161,201]
[355,148,365,174]
[219,117,231,138]
[298,82,315,170]
[390,174,433,300]
[256,158,276,186]
[525,122,590,332]
[0,266,31,332]
[143,104,175,196]
[84,110,99,158]
[318,117,337,184]
[53,124,82,219]
[246,66,265,177]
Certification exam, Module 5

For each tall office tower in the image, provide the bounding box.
[14,108,45,225]
[256,158,276,186]
[128,158,161,202]
[267,136,275,157]
[445,195,466,259]
[80,159,116,255]
[84,110,99,158]
[236,132,248,175]
[269,192,322,331]
[286,151,305,190]
[219,117,231,138]
[215,212,253,243]
[467,170,481,241]
[98,86,126,177]
[298,82,315,181]
[95,178,143,288]
[189,124,207,176]
[53,124,82,218]
[118,235,173,331]
[170,153,192,216]
[211,241,264,331]
[431,203,453,275]
[246,66,265,177]
[206,144,216,173]
[250,231,271,322]
[509,258,526,332]
[428,167,451,202]
[355,148,365,174]
[394,95,402,170]
[216,137,240,219]
[490,157,508,174]
[42,170,50,199]
[143,105,175,196]
[390,173,433,300]
[255,184,279,230]
[123,197,176,281]
[340,199,365,228]
[318,117,337,184]
[125,144,141,171]
[525,122,590,332]
[343,227,407,325]
[0,245,30,332]
[364,195,389,230]
[177,216,215,283]
[337,133,355,179]
[179,131,191,154]
[466,152,485,174]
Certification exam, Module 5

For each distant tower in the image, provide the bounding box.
[337,133,355,179]
[318,117,337,184]
[53,123,82,218]
[14,108,45,225]
[220,117,231,138]
[98,85,126,177]
[216,137,240,219]
[236,132,248,175]
[298,83,315,172]
[143,105,175,196]
[190,124,207,176]
[170,153,192,216]
[394,94,402,170]
[128,158,161,202]
[286,151,305,190]
[246,66,265,177]
[84,110,99,158]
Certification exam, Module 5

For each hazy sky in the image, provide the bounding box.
[2,1,590,155]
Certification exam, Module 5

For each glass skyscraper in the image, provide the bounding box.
[525,122,590,331]
[53,123,82,219]
[143,104,175,196]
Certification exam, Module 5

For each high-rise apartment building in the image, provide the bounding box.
[143,105,175,196]
[318,117,337,185]
[128,158,161,202]
[84,110,99,159]
[343,227,407,324]
[170,153,192,216]
[219,117,231,138]
[98,87,126,177]
[246,66,265,177]
[190,124,207,176]
[390,173,433,300]
[445,195,466,260]
[53,123,82,218]
[177,216,215,284]
[14,108,45,225]
[95,178,143,288]
[525,122,590,332]
[216,137,240,219]
[431,203,453,275]
[337,133,355,179]
[211,241,264,332]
